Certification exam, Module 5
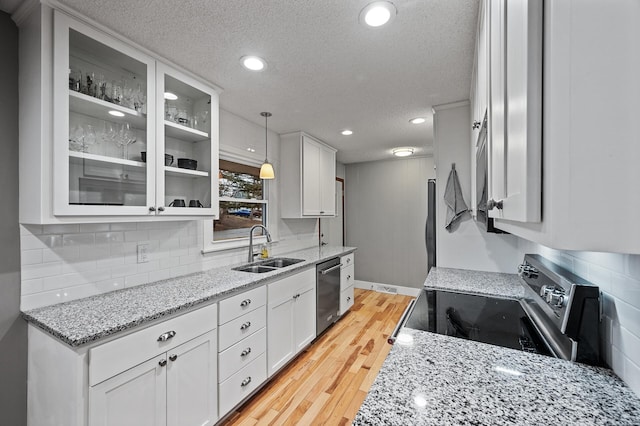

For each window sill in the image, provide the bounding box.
[202,235,276,254]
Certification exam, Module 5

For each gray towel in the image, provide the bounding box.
[444,167,468,231]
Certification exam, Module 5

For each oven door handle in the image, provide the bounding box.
[388,299,416,345]
[320,263,343,275]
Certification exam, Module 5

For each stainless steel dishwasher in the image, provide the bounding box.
[316,257,341,336]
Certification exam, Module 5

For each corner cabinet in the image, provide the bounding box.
[19,5,219,224]
[280,132,337,218]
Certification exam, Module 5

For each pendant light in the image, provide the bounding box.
[259,112,275,179]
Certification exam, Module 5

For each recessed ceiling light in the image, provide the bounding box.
[409,117,426,124]
[360,1,397,28]
[246,147,256,153]
[108,110,125,117]
[241,56,266,71]
[164,92,178,100]
[341,130,353,136]
[393,147,414,157]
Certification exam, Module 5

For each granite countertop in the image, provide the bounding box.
[22,245,355,347]
[354,267,640,425]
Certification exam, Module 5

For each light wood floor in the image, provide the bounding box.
[222,289,414,426]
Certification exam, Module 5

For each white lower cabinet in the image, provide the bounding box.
[218,353,267,416]
[339,253,355,316]
[89,330,217,426]
[267,268,316,377]
[340,286,354,315]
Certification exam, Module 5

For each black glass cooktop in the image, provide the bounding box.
[405,289,552,356]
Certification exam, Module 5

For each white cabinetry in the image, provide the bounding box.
[494,0,640,254]
[217,286,267,416]
[339,253,355,316]
[267,268,317,376]
[487,0,542,223]
[19,4,220,223]
[280,132,337,218]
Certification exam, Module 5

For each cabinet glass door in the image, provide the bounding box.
[156,63,219,217]
[53,11,156,216]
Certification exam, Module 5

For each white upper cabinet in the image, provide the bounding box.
[18,5,220,223]
[280,132,337,218]
[487,0,542,223]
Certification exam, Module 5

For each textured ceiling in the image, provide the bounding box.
[0,0,22,14]
[53,0,477,163]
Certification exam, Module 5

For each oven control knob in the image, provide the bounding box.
[519,264,539,278]
[539,285,554,299]
[546,289,566,308]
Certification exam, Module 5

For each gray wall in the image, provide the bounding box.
[0,11,27,426]
[345,156,435,289]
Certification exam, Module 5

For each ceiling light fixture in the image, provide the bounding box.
[241,56,266,71]
[246,147,256,153]
[393,147,414,157]
[341,130,353,136]
[259,112,275,179]
[164,92,178,100]
[360,1,397,28]
[108,110,125,117]
[409,117,426,124]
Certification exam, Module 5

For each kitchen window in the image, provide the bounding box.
[203,158,270,252]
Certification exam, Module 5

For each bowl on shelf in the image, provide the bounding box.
[177,158,197,170]
[140,152,174,166]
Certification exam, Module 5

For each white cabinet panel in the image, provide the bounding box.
[218,305,267,352]
[218,286,266,325]
[266,294,295,376]
[340,286,354,316]
[340,264,354,292]
[218,327,266,383]
[294,286,316,352]
[218,353,267,416]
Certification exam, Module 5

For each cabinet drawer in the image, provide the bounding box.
[218,327,266,383]
[89,303,217,386]
[218,353,267,416]
[340,285,355,316]
[218,305,267,352]
[267,268,315,305]
[341,253,354,268]
[219,286,266,325]
[340,264,354,291]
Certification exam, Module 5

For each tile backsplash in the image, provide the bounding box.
[20,220,318,310]
[518,239,640,397]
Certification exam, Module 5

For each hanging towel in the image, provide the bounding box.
[444,165,468,231]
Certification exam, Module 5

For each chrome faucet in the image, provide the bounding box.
[248,225,272,263]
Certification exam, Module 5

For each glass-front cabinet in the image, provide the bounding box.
[52,10,218,219]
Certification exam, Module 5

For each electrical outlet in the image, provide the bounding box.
[137,243,149,263]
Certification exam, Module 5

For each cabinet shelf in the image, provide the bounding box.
[164,120,209,142]
[69,151,147,168]
[164,166,209,178]
[69,90,147,129]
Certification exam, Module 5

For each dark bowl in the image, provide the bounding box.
[177,158,197,170]
[140,152,173,166]
[141,151,146,162]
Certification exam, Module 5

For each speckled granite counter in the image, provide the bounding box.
[354,267,640,425]
[22,245,355,347]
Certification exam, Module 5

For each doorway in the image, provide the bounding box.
[320,177,345,246]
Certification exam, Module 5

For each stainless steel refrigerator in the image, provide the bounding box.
[425,179,436,272]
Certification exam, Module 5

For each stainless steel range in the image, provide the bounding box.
[390,254,602,366]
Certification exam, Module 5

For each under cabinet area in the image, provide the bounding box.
[280,132,337,218]
[267,268,317,376]
[19,4,220,223]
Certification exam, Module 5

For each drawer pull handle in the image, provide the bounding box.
[240,299,252,307]
[157,330,176,342]
[347,296,351,302]
[241,347,252,357]
[240,321,251,330]
[169,354,178,362]
[241,377,252,387]
[159,359,167,367]
[347,258,351,263]
[347,275,351,280]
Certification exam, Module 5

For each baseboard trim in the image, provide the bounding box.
[354,280,421,297]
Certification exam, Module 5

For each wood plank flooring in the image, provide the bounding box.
[222,289,414,426]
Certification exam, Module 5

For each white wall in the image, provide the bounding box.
[433,101,523,273]
[518,239,640,397]
[20,109,318,310]
[345,156,435,289]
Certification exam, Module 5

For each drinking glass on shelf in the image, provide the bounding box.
[84,124,97,153]
[134,83,146,113]
[123,123,137,159]
[111,81,123,105]
[69,68,82,92]
[69,124,85,152]
[195,110,209,132]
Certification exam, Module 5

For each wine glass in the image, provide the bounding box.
[83,124,97,153]
[70,125,85,152]
[122,123,137,159]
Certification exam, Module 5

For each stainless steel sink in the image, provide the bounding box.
[232,265,276,274]
[259,258,304,268]
[232,257,305,273]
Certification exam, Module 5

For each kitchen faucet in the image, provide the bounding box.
[248,225,272,263]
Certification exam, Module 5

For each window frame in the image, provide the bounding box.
[202,153,274,253]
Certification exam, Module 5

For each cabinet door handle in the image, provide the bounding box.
[487,199,504,210]
[157,330,176,342]
[347,296,351,302]
[472,121,481,129]
[148,206,156,212]
[240,321,251,330]
[347,275,351,280]
[159,359,167,367]
[320,211,325,214]
[346,258,351,263]
[240,347,252,357]
[169,354,178,362]
[241,377,252,387]
[240,299,251,307]
[157,206,165,212]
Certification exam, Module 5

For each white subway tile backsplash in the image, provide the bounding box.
[20,224,42,235]
[42,246,80,263]
[43,273,90,291]
[79,223,110,232]
[125,273,149,288]
[148,268,173,282]
[616,327,640,367]
[21,249,42,265]
[624,358,640,396]
[179,234,197,249]
[111,264,139,278]
[21,278,43,295]
[588,263,613,294]
[137,260,160,273]
[95,231,124,244]
[124,230,149,242]
[109,223,137,231]
[627,254,640,278]
[63,233,95,246]
[60,260,97,274]
[43,224,79,234]
[21,234,60,250]
[22,262,63,280]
